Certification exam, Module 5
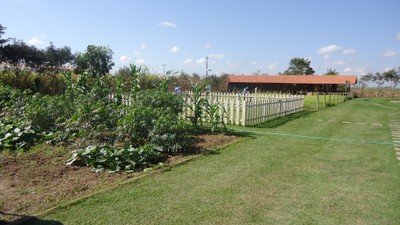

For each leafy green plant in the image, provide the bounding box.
[66,144,161,173]
[25,93,71,131]
[130,63,141,104]
[0,117,36,151]
[149,111,193,153]
[186,82,208,127]
[206,101,227,133]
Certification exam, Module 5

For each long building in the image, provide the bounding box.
[227,75,358,93]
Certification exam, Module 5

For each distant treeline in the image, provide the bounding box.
[357,68,400,98]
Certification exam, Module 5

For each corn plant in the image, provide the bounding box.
[186,82,208,127]
[206,101,227,133]
[129,63,141,104]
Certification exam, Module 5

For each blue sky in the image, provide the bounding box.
[1,0,399,77]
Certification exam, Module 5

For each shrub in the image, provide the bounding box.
[25,93,72,131]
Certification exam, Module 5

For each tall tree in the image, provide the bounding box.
[282,57,315,75]
[325,68,338,75]
[383,68,400,98]
[359,73,373,97]
[44,42,74,69]
[74,45,114,77]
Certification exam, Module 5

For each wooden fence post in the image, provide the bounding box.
[329,93,331,105]
[336,93,339,104]
[236,97,240,125]
[317,93,320,110]
[242,99,247,126]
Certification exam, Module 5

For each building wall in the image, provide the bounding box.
[228,83,345,93]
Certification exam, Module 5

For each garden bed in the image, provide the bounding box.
[0,134,238,224]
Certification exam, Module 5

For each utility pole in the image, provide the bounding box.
[162,64,166,76]
[206,56,211,77]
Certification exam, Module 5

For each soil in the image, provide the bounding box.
[0,134,238,224]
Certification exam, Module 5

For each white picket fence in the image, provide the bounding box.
[182,92,304,126]
[109,91,305,126]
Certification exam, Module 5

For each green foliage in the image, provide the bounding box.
[282,57,315,75]
[0,24,8,45]
[66,144,161,173]
[129,63,141,103]
[118,89,191,153]
[25,93,71,131]
[74,45,114,77]
[206,102,227,133]
[186,82,208,127]
[325,68,339,75]
[0,117,36,150]
[149,111,192,153]
[0,82,25,110]
[136,89,184,115]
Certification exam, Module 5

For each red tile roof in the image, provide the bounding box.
[227,75,357,85]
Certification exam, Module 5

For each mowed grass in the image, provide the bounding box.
[35,98,400,225]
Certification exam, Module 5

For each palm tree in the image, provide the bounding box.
[325,68,338,75]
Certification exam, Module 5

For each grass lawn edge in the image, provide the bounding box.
[14,136,244,225]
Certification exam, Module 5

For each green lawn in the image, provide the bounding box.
[34,98,400,225]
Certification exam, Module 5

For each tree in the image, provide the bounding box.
[359,73,373,97]
[383,68,400,98]
[74,45,114,77]
[0,24,8,45]
[325,68,338,75]
[372,72,385,97]
[44,42,74,69]
[282,57,315,75]
[0,39,46,88]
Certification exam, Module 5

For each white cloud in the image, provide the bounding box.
[156,21,177,27]
[343,49,357,55]
[28,37,43,47]
[140,44,147,49]
[324,54,330,60]
[384,67,393,72]
[208,53,224,60]
[357,68,367,76]
[382,50,397,57]
[135,58,146,65]
[226,61,246,68]
[134,51,141,56]
[204,44,211,49]
[120,56,131,64]
[343,68,353,73]
[397,32,400,41]
[332,60,344,65]
[169,46,180,53]
[196,57,205,64]
[251,61,258,65]
[183,58,193,64]
[267,63,277,70]
[317,44,343,54]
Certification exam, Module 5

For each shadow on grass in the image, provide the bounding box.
[250,110,316,129]
[0,211,63,225]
